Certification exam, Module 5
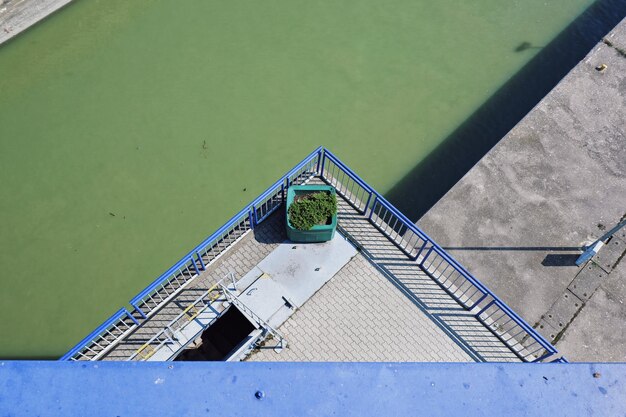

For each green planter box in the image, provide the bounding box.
[286,185,337,243]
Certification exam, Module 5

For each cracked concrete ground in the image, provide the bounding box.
[418,17,626,362]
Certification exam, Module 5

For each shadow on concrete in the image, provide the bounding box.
[385,0,626,221]
[253,210,286,245]
[541,254,580,267]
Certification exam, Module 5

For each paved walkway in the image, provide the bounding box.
[418,17,626,362]
[250,182,519,362]
[249,253,472,362]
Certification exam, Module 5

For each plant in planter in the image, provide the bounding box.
[286,185,338,243]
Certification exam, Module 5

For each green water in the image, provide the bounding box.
[0,0,594,358]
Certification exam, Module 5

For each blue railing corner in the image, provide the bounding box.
[61,145,559,364]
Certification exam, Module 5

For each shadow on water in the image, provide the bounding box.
[514,41,543,52]
[1,355,59,360]
[385,0,626,221]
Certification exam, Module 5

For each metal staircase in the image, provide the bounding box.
[126,272,287,361]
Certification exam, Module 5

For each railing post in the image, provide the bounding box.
[316,149,323,174]
[368,195,378,220]
[249,207,256,230]
[319,151,326,179]
[420,246,434,266]
[126,310,140,326]
[414,240,428,262]
[468,293,489,311]
[191,257,200,276]
[363,191,373,216]
[133,304,147,319]
[196,251,206,271]
[475,300,496,318]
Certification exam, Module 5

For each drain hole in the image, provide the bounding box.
[176,306,256,361]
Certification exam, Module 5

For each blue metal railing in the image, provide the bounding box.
[59,308,138,361]
[475,299,556,362]
[61,146,558,363]
[129,256,200,319]
[319,148,558,363]
[129,147,322,319]
[60,147,322,361]
[321,151,374,214]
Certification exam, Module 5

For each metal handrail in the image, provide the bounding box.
[61,146,557,363]
[129,147,323,314]
[128,273,237,361]
[127,288,218,361]
[320,148,558,362]
[476,299,557,360]
[61,148,321,360]
[60,308,138,361]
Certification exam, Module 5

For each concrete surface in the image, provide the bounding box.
[418,18,626,361]
[557,266,625,361]
[252,235,357,309]
[0,0,72,45]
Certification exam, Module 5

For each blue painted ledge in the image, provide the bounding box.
[0,361,624,416]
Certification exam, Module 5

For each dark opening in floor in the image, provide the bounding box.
[175,306,256,361]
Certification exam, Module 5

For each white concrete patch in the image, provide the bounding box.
[236,233,357,327]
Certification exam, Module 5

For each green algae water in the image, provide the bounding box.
[0,0,605,357]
